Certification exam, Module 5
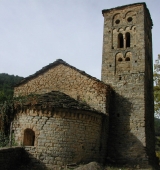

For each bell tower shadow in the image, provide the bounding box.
[107,91,149,167]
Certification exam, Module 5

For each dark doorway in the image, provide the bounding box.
[23,128,35,146]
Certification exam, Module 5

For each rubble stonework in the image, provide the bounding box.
[13,91,108,167]
[14,60,110,114]
[13,111,107,167]
[10,2,157,169]
[101,2,156,166]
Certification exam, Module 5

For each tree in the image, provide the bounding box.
[0,73,23,147]
[154,54,160,118]
[0,73,23,103]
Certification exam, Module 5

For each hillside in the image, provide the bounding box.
[0,73,23,102]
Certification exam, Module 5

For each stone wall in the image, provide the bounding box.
[144,7,156,164]
[13,108,108,168]
[14,63,110,114]
[101,3,156,167]
[0,147,24,170]
[106,74,148,164]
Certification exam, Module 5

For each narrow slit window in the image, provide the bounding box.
[118,33,123,48]
[126,32,130,47]
[23,128,35,146]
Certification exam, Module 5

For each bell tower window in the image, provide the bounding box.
[118,33,124,48]
[126,32,130,47]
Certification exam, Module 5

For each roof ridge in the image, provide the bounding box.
[15,59,107,87]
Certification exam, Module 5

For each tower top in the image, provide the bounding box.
[102,2,153,26]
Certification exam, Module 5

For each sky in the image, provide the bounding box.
[0,0,159,79]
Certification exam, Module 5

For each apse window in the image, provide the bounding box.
[23,128,35,146]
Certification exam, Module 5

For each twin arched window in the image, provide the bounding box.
[118,32,130,48]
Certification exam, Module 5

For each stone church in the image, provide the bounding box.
[12,2,157,168]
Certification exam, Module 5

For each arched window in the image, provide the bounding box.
[118,33,123,48]
[23,128,35,146]
[125,57,130,61]
[126,32,130,47]
[118,57,123,62]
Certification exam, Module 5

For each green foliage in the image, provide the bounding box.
[154,74,160,118]
[0,132,9,147]
[154,55,160,118]
[0,73,23,103]
[0,73,23,146]
[0,93,39,146]
[156,151,160,160]
[154,56,160,164]
[155,133,160,160]
[0,73,23,133]
[0,100,14,134]
[0,131,17,147]
[155,118,160,136]
[155,136,160,151]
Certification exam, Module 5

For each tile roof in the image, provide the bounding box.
[14,91,102,113]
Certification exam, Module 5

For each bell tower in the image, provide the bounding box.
[101,3,156,166]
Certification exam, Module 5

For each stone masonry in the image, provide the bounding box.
[9,2,157,169]
[13,91,108,168]
[101,2,156,166]
[14,59,110,114]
